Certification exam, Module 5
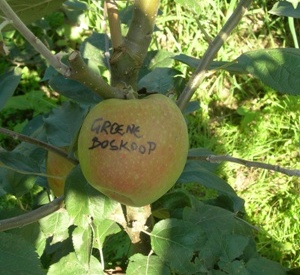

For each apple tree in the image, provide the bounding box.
[0,0,299,274]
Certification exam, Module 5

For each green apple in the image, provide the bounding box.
[77,94,189,207]
[46,149,75,197]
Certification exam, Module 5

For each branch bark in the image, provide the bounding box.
[177,0,253,111]
[189,154,300,177]
[110,0,160,90]
[0,196,64,232]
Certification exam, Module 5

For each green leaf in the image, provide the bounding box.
[173,0,201,14]
[220,235,250,262]
[8,221,47,257]
[2,90,54,114]
[72,226,93,268]
[65,165,122,228]
[269,1,300,18]
[151,218,206,274]
[0,167,36,196]
[0,68,21,111]
[0,232,45,275]
[39,209,71,243]
[47,252,104,275]
[48,73,102,104]
[183,202,252,236]
[236,48,300,95]
[80,32,109,73]
[93,219,121,249]
[178,159,244,212]
[139,50,174,79]
[127,253,171,275]
[245,257,287,274]
[0,151,41,174]
[218,260,249,274]
[138,68,184,94]
[173,54,246,73]
[1,0,66,30]
[43,101,87,147]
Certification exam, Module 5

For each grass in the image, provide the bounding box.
[0,0,299,269]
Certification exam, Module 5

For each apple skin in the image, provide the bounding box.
[46,150,75,197]
[77,94,189,207]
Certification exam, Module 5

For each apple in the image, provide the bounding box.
[46,149,75,197]
[77,94,189,207]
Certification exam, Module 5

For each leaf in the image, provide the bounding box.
[139,50,174,80]
[65,165,122,229]
[2,90,54,114]
[178,159,244,212]
[43,101,87,147]
[0,0,66,30]
[236,48,300,95]
[93,219,121,249]
[39,209,71,242]
[183,202,252,236]
[48,72,102,104]
[0,68,21,111]
[80,32,110,73]
[269,1,300,18]
[245,257,287,274]
[72,226,93,268]
[218,260,249,274]
[150,218,206,274]
[47,252,104,275]
[0,167,36,196]
[173,0,202,14]
[220,235,250,262]
[0,151,41,174]
[138,68,184,94]
[127,253,171,275]
[0,232,45,275]
[173,54,246,73]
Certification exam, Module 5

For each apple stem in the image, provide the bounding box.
[176,0,252,111]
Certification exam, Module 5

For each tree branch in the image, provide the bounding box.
[0,196,64,232]
[68,51,125,99]
[189,154,300,177]
[177,0,253,111]
[110,0,160,89]
[105,0,122,49]
[0,127,78,165]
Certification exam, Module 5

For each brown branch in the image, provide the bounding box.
[177,0,253,111]
[0,196,64,232]
[105,0,122,49]
[188,154,300,177]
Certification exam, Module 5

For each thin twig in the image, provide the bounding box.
[0,127,78,165]
[105,0,122,49]
[188,155,300,177]
[0,0,71,77]
[0,196,64,232]
[177,0,253,111]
